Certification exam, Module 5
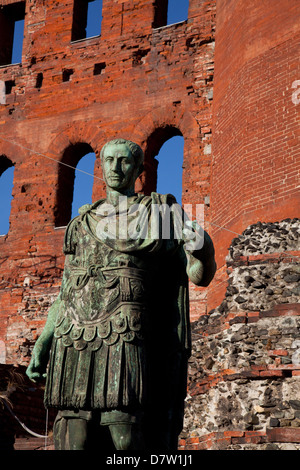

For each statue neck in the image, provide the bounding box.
[105,188,136,207]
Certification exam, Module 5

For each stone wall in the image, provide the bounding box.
[180,219,300,450]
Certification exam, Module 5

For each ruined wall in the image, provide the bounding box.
[0,0,216,365]
[180,219,300,450]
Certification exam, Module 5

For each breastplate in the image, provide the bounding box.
[54,257,150,351]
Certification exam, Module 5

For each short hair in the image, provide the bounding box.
[100,139,144,169]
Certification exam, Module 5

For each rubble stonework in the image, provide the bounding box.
[221,218,300,313]
[227,219,300,258]
[180,219,300,450]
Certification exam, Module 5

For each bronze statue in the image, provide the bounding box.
[26,139,216,451]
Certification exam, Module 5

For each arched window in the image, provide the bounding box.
[0,156,14,235]
[156,136,184,204]
[153,0,189,28]
[72,0,103,41]
[143,127,184,204]
[167,0,189,25]
[55,143,95,227]
[71,152,96,219]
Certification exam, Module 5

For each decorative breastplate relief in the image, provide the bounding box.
[54,255,149,351]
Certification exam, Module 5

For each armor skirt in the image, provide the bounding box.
[44,334,146,411]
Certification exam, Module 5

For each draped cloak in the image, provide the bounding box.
[44,192,193,447]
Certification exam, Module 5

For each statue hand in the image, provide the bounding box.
[183,220,204,252]
[183,223,217,287]
[26,336,51,383]
[186,252,204,286]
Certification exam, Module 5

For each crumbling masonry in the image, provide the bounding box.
[0,0,299,450]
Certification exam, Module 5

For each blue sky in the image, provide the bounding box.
[0,0,189,234]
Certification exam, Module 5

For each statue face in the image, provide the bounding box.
[102,143,137,191]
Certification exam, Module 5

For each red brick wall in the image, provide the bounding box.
[0,0,216,363]
[208,0,300,310]
[1,0,300,452]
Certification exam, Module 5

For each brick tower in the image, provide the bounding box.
[180,0,300,451]
[0,0,299,451]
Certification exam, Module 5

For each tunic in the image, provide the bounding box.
[44,193,191,438]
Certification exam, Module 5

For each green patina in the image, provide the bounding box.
[26,139,216,451]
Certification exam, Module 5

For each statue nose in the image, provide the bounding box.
[111,159,121,172]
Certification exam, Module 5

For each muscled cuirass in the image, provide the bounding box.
[44,195,192,417]
[53,227,151,352]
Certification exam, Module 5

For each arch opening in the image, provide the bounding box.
[0,156,14,235]
[155,135,184,204]
[72,0,103,41]
[71,152,96,219]
[143,127,184,204]
[55,143,95,227]
[153,0,189,28]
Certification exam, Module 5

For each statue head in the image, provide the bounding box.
[100,139,144,193]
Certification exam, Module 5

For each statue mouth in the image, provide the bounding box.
[109,175,123,180]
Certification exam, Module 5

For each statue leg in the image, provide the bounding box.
[101,410,145,451]
[53,410,92,450]
[109,423,144,450]
[68,418,88,450]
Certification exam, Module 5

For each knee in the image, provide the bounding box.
[109,424,136,451]
[68,419,88,450]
